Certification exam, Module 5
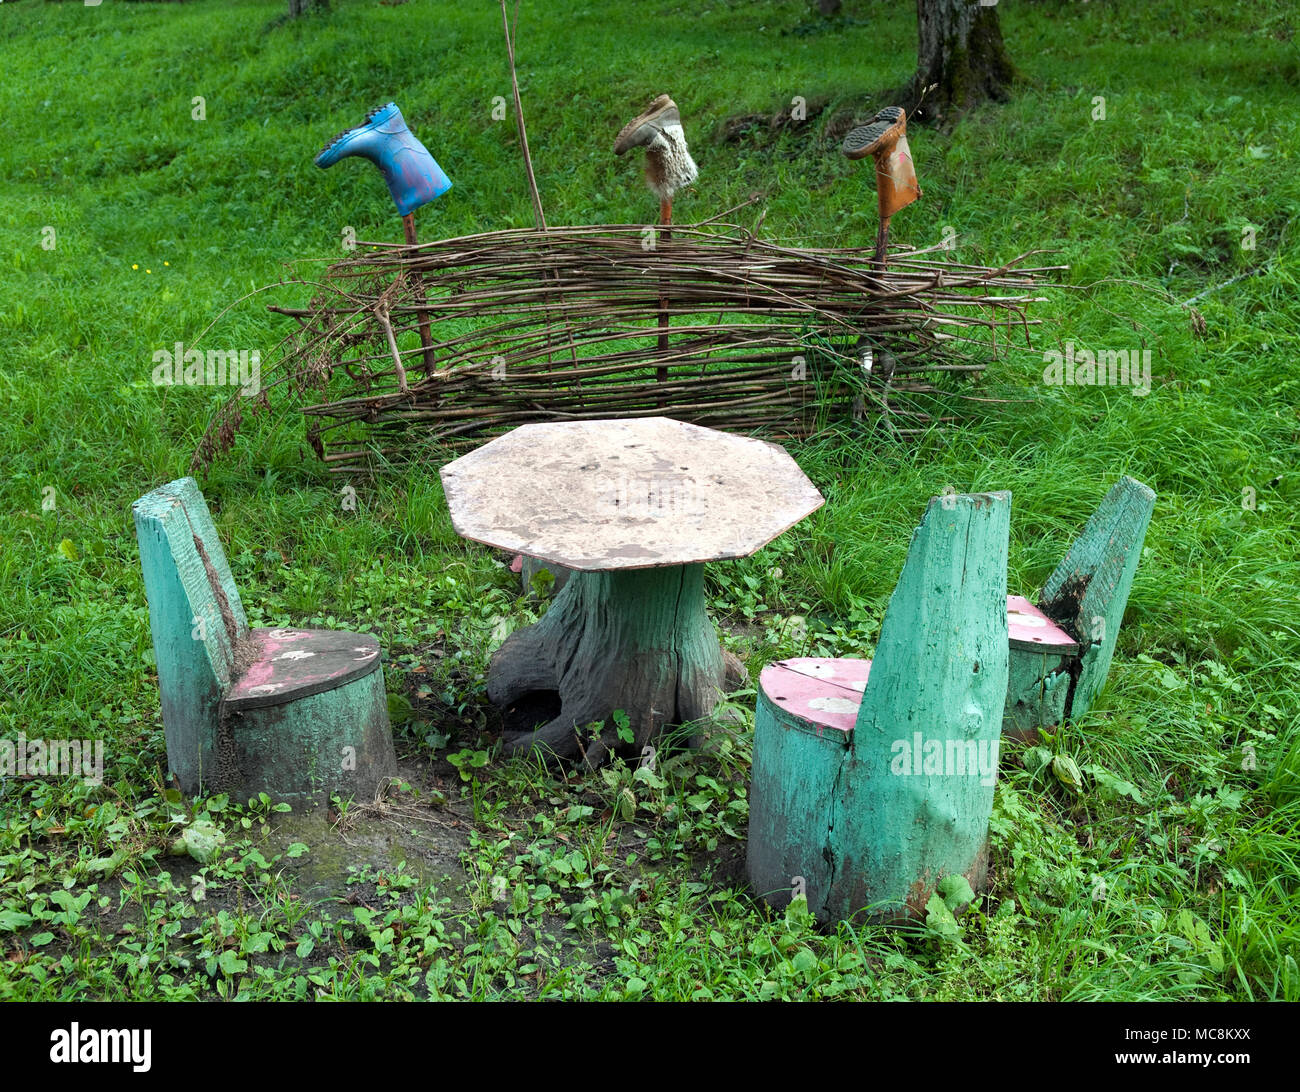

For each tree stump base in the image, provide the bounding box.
[487,563,731,765]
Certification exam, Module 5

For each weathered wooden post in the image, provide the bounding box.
[748,491,1010,923]
[1003,476,1156,738]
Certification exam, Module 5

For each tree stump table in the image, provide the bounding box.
[439,417,824,765]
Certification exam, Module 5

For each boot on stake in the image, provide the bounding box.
[315,102,452,379]
[841,106,921,271]
[613,94,699,220]
[614,95,698,394]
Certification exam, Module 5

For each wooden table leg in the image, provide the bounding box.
[487,563,731,765]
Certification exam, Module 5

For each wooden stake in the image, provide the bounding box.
[499,0,583,384]
[502,0,545,230]
[657,197,672,401]
[402,212,436,376]
[875,213,891,273]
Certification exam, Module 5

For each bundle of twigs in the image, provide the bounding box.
[193,214,1060,474]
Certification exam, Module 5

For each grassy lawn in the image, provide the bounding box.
[1,0,1297,1001]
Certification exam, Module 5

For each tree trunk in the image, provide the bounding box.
[288,0,330,16]
[487,565,730,767]
[818,0,843,15]
[911,0,1016,121]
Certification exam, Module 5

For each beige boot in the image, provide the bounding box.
[614,94,698,203]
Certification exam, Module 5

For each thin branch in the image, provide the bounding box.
[1181,264,1270,307]
[502,0,545,230]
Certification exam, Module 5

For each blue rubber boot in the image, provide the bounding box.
[315,102,451,217]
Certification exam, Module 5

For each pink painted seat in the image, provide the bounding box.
[225,629,382,711]
[759,657,871,736]
[761,596,1078,736]
[1005,595,1079,654]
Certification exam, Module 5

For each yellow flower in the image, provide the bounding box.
[132,263,138,270]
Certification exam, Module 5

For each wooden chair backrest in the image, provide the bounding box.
[133,477,249,786]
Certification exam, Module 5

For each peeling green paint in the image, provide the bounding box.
[749,492,1010,924]
[1003,477,1156,738]
[134,478,397,806]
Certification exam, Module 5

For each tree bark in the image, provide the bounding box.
[288,0,330,16]
[487,565,730,767]
[911,0,1017,120]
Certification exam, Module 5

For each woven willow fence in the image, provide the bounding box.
[194,218,1059,474]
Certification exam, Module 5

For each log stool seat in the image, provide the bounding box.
[748,492,1011,925]
[224,629,382,709]
[758,658,871,737]
[1003,477,1155,739]
[761,596,1078,740]
[1006,595,1079,655]
[133,477,397,806]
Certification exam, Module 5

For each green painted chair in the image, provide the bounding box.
[1003,476,1155,739]
[747,491,1011,924]
[133,477,397,806]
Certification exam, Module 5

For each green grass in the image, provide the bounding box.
[1,0,1298,1000]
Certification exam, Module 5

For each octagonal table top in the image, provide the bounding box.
[439,417,825,571]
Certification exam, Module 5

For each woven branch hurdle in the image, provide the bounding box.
[193,218,1060,474]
